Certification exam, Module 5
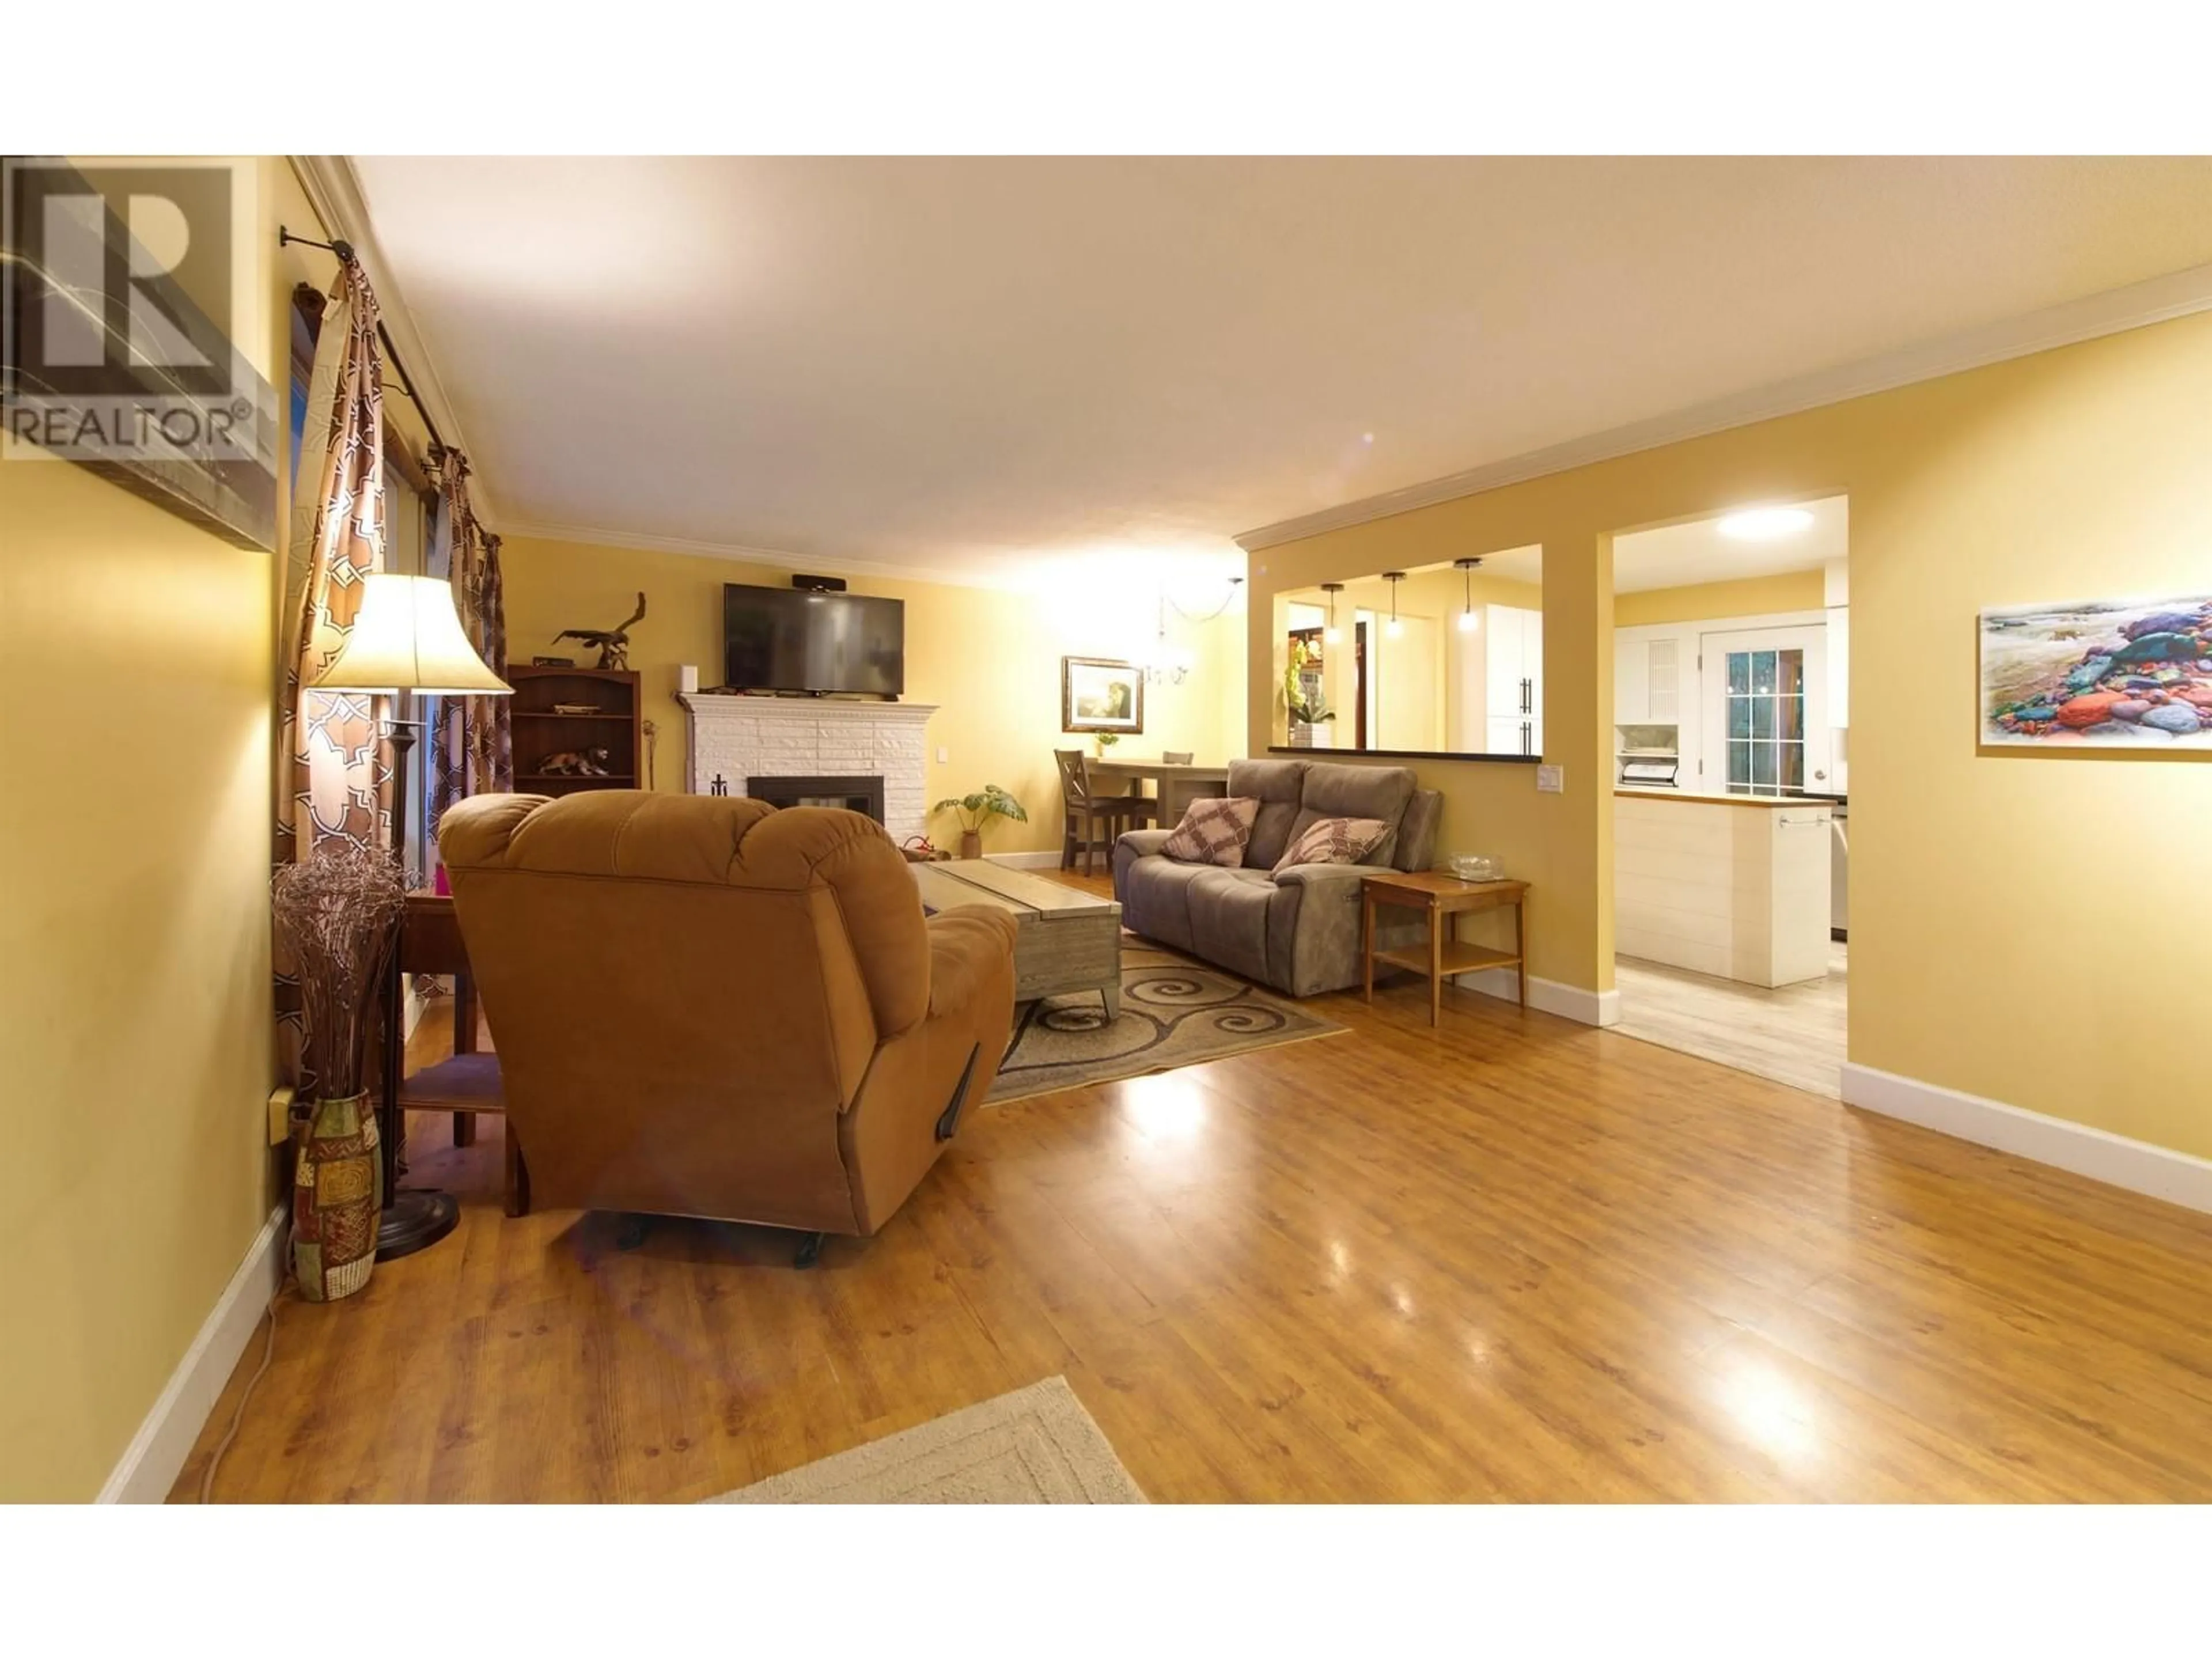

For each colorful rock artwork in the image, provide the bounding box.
[1980,593,2212,751]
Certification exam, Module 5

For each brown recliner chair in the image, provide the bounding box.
[438,791,1018,1259]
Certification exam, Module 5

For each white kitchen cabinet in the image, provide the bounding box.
[1826,605,1849,728]
[1647,638,1679,720]
[1485,605,1543,757]
[1614,637,1645,724]
[1615,632,1690,722]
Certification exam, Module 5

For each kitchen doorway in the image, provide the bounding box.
[1608,496,1850,1097]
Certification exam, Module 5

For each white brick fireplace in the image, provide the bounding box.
[678,694,938,844]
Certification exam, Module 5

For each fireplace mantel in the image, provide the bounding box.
[679,694,940,843]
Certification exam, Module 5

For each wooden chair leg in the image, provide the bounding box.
[503,1128,531,1218]
[453,1112,476,1147]
[1062,812,1077,870]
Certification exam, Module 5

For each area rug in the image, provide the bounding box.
[704,1376,1145,1503]
[987,942,1345,1104]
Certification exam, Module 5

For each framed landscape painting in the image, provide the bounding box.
[1980,593,2212,752]
[1062,656,1145,734]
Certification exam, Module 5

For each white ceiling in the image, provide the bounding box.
[350,157,2212,587]
[1613,495,1848,592]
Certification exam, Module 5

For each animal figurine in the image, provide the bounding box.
[552,592,646,670]
[539,747,613,777]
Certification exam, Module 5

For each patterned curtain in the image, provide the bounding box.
[424,449,513,868]
[274,255,393,1075]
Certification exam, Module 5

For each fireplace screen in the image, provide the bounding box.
[746,774,886,822]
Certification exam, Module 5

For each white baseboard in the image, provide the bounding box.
[987,850,1069,870]
[1842,1062,2212,1215]
[99,1203,288,1503]
[1453,966,1622,1027]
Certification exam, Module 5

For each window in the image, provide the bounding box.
[1724,647,1806,794]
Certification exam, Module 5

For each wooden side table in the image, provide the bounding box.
[1362,871,1531,1026]
[393,893,528,1216]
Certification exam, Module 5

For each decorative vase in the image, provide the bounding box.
[291,1092,382,1302]
[959,830,982,860]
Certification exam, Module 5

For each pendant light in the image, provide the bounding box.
[1146,574,1244,685]
[1320,582,1344,646]
[1454,556,1483,632]
[1382,570,1405,639]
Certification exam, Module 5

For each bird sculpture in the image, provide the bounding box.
[553,592,646,670]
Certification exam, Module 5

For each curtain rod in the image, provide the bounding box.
[280,225,447,456]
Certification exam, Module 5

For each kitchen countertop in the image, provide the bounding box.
[1615,787,1844,808]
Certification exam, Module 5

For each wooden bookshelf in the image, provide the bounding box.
[507,665,644,796]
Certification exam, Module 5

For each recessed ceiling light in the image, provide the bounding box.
[1718,506,1815,541]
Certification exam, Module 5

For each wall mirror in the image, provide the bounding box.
[1272,546,1543,759]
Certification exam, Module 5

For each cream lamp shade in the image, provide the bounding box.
[308,574,512,695]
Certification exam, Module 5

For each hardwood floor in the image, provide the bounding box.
[1613,941,1848,1098]
[174,876,2212,1502]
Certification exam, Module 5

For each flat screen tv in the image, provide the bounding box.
[723,584,906,696]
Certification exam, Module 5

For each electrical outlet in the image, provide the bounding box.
[267,1086,297,1147]
[1536,764,1564,794]
[936,747,949,764]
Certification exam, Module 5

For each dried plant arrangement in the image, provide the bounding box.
[273,842,409,1098]
[274,842,408,1303]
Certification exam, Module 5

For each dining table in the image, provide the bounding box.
[1083,757,1231,827]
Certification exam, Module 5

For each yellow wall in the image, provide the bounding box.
[498,536,1247,855]
[1615,567,1826,628]
[0,158,320,1499]
[1249,309,2212,1160]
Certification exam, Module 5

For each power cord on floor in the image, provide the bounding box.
[197,1287,285,1503]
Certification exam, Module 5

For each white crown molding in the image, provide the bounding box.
[288,156,494,524]
[1237,260,2212,552]
[1842,1063,2212,1216]
[497,516,1031,594]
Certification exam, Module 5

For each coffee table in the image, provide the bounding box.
[911,859,1124,1017]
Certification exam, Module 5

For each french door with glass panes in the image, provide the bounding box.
[1698,625,1832,796]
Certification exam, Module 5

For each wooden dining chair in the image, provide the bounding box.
[1055,748,1157,876]
[1162,751,1194,764]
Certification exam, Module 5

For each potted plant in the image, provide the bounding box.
[1283,640,1336,748]
[1093,730,1120,760]
[931,784,1029,861]
[271,842,408,1302]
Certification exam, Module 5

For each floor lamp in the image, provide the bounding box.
[308,573,511,1259]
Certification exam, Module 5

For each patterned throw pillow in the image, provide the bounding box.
[1272,815,1390,873]
[1160,796,1261,867]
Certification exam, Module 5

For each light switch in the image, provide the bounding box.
[936,747,949,764]
[1536,764,1563,794]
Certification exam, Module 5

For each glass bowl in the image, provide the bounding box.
[1450,853,1503,882]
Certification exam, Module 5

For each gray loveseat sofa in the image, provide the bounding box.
[1111,757,1442,997]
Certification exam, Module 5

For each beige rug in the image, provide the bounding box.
[988,941,1344,1104]
[706,1376,1145,1504]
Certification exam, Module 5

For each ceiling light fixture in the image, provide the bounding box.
[1382,570,1405,639]
[1144,595,1192,685]
[1718,506,1815,541]
[1320,582,1344,646]
[1147,575,1245,685]
[1453,557,1483,633]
